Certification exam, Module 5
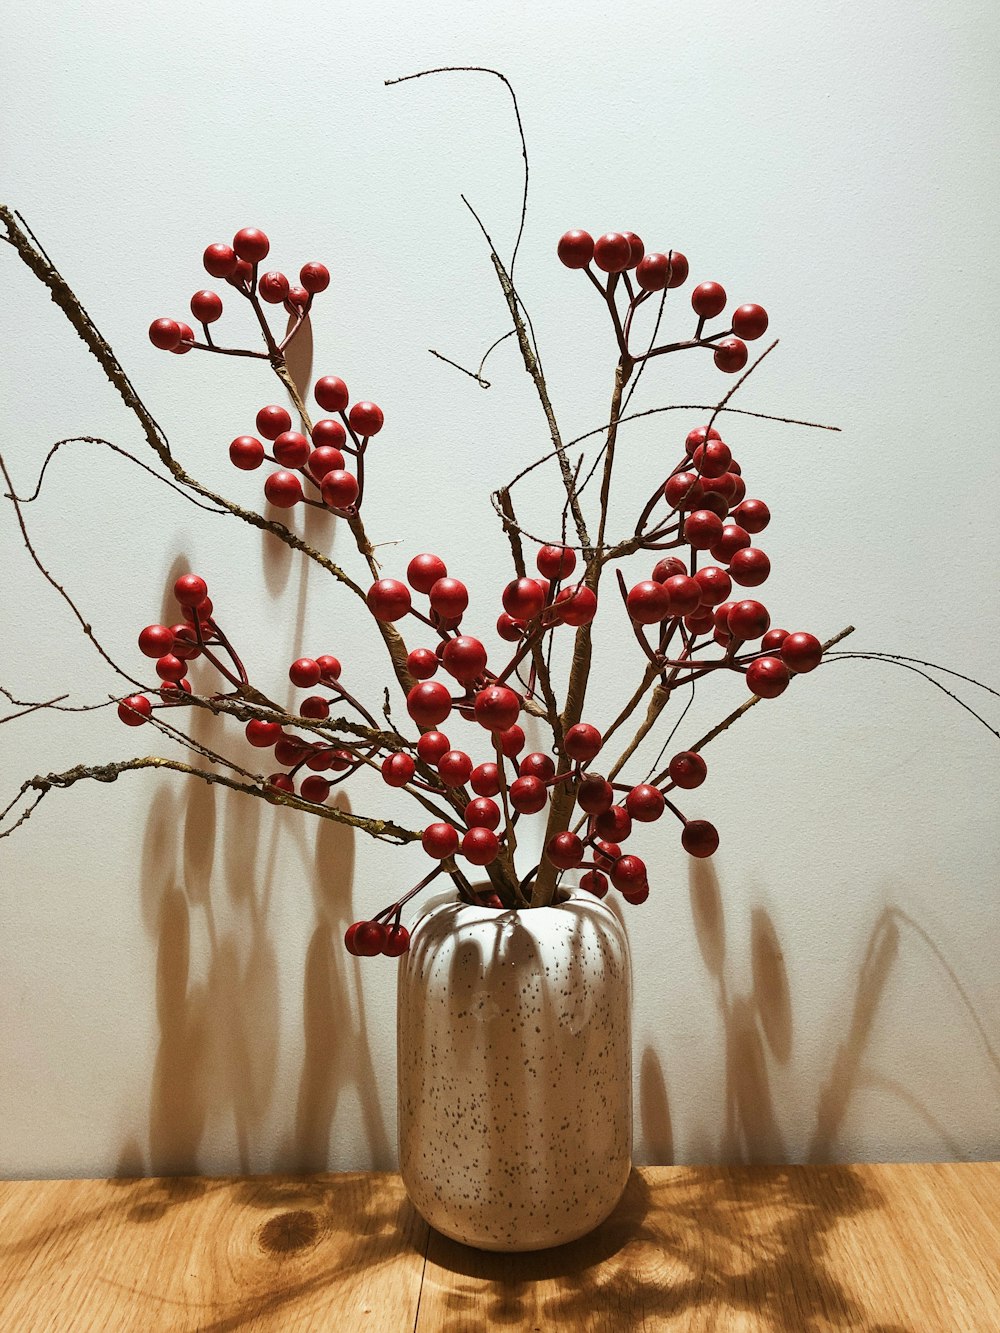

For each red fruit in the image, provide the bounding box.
[305,747,335,772]
[148,318,181,351]
[174,574,208,607]
[329,750,354,773]
[682,820,719,858]
[497,724,526,758]
[664,574,703,616]
[300,262,330,293]
[746,656,791,698]
[611,854,648,890]
[265,471,302,507]
[691,281,726,318]
[782,632,823,673]
[729,547,771,587]
[474,685,521,733]
[258,271,289,304]
[316,655,342,681]
[118,694,152,726]
[407,681,452,728]
[595,805,632,842]
[669,751,707,789]
[180,596,213,624]
[580,870,609,898]
[578,773,614,814]
[315,376,350,414]
[321,470,360,510]
[274,737,308,767]
[407,553,447,594]
[710,524,751,563]
[554,585,597,626]
[594,841,622,867]
[170,321,195,355]
[693,566,732,608]
[626,784,665,822]
[733,499,770,534]
[496,612,526,642]
[732,303,768,340]
[593,232,632,273]
[502,577,546,620]
[312,418,347,449]
[382,925,411,957]
[557,229,595,269]
[465,797,501,830]
[230,259,253,288]
[692,440,732,478]
[664,471,705,510]
[267,773,295,796]
[285,286,309,313]
[352,921,388,956]
[300,696,330,720]
[203,243,238,279]
[699,491,730,520]
[727,600,770,641]
[627,580,671,625]
[381,752,416,787]
[416,732,450,765]
[664,251,689,287]
[367,579,411,622]
[288,658,320,688]
[686,427,721,454]
[621,231,644,266]
[471,763,501,797]
[407,648,438,680]
[272,431,309,468]
[138,624,174,658]
[462,827,499,866]
[714,339,749,374]
[546,831,584,870]
[256,404,292,440]
[349,401,384,436]
[155,654,186,682]
[244,718,280,748]
[233,227,270,263]
[729,475,747,506]
[565,723,602,762]
[190,290,223,324]
[519,752,556,782]
[536,544,577,579]
[422,822,459,860]
[684,509,725,550]
[652,556,687,583]
[761,628,789,653]
[308,446,346,480]
[442,636,488,684]
[300,775,331,804]
[438,750,473,788]
[702,472,738,504]
[429,577,468,620]
[168,624,200,661]
[229,435,265,471]
[635,252,670,292]
[510,776,548,815]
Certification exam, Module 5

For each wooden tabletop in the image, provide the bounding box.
[1,1164,998,1330]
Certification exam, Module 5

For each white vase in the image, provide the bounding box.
[397,888,632,1251]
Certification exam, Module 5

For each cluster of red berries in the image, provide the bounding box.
[117,573,217,724]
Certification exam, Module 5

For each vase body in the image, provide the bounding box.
[397,889,631,1251]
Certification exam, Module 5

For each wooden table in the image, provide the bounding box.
[1,1164,998,1330]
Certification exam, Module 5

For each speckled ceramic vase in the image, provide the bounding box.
[397,888,631,1251]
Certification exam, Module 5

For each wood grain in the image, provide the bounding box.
[1,1165,998,1331]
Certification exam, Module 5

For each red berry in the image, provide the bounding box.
[300,262,330,294]
[682,820,719,858]
[407,682,452,728]
[349,402,384,436]
[245,719,281,748]
[692,440,732,478]
[622,232,644,267]
[233,227,269,263]
[203,243,238,279]
[594,841,622,867]
[352,921,388,956]
[229,435,265,471]
[626,784,664,822]
[272,431,310,468]
[155,654,186,682]
[422,822,459,860]
[565,723,602,762]
[782,632,823,673]
[692,566,731,608]
[692,281,726,318]
[732,304,768,340]
[256,405,292,440]
[190,290,223,324]
[593,232,632,273]
[635,252,674,292]
[761,628,789,653]
[438,750,473,787]
[627,580,671,625]
[553,585,597,626]
[316,655,342,681]
[578,773,614,813]
[710,524,751,563]
[267,773,295,796]
[519,752,556,782]
[367,579,411,622]
[407,647,438,680]
[174,574,208,607]
[702,473,738,504]
[289,658,321,688]
[171,320,195,355]
[611,854,648,890]
[557,230,594,269]
[382,925,411,957]
[684,510,725,550]
[595,805,632,842]
[118,694,152,726]
[309,446,346,480]
[300,775,330,804]
[465,797,501,830]
[474,685,521,732]
[580,870,608,898]
[652,557,687,584]
[729,547,771,588]
[300,696,330,720]
[746,656,791,698]
[669,751,707,789]
[168,624,200,661]
[462,827,499,866]
[502,577,546,620]
[229,259,253,288]
[180,596,213,624]
[442,636,488,684]
[429,578,469,620]
[729,475,747,506]
[621,883,650,906]
[536,544,577,579]
[265,471,302,508]
[496,612,526,642]
[510,776,548,814]
[664,471,705,510]
[733,499,770,534]
[321,470,359,510]
[274,737,308,767]
[381,752,416,787]
[546,831,584,870]
[258,271,289,304]
[312,418,347,449]
[497,724,526,758]
[407,553,448,594]
[471,763,501,797]
[664,574,703,616]
[138,624,174,658]
[727,600,770,641]
[664,251,689,287]
[148,318,181,351]
[315,376,349,414]
[714,339,749,374]
[285,286,309,313]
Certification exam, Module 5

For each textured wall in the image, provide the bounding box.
[1,0,998,1178]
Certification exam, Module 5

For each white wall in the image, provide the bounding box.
[1,0,998,1179]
